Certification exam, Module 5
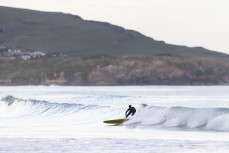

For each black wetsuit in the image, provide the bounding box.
[125,106,136,118]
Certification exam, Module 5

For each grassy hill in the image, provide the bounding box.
[0,6,229,60]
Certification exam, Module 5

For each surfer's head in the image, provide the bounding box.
[129,105,131,108]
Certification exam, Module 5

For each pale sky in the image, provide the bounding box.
[1,0,229,53]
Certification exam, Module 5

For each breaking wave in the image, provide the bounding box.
[126,104,229,131]
[1,96,229,131]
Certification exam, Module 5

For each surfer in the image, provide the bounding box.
[125,105,136,118]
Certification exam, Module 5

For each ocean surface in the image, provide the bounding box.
[0,86,229,153]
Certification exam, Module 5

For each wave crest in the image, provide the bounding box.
[0,95,100,117]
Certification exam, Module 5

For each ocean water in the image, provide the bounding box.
[0,86,229,153]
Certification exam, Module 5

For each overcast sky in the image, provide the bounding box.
[1,0,229,53]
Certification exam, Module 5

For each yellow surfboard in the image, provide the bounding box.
[103,118,129,125]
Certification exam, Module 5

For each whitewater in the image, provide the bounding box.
[0,86,229,153]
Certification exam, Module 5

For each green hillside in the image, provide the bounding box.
[0,6,228,60]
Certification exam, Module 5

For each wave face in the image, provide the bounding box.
[126,105,229,131]
[1,96,229,132]
[0,96,117,119]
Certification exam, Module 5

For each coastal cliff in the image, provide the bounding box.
[1,56,229,85]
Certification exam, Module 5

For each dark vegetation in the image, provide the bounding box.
[0,6,229,60]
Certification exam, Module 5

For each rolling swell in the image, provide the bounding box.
[126,105,229,131]
[0,96,103,118]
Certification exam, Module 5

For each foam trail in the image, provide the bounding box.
[125,104,229,131]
